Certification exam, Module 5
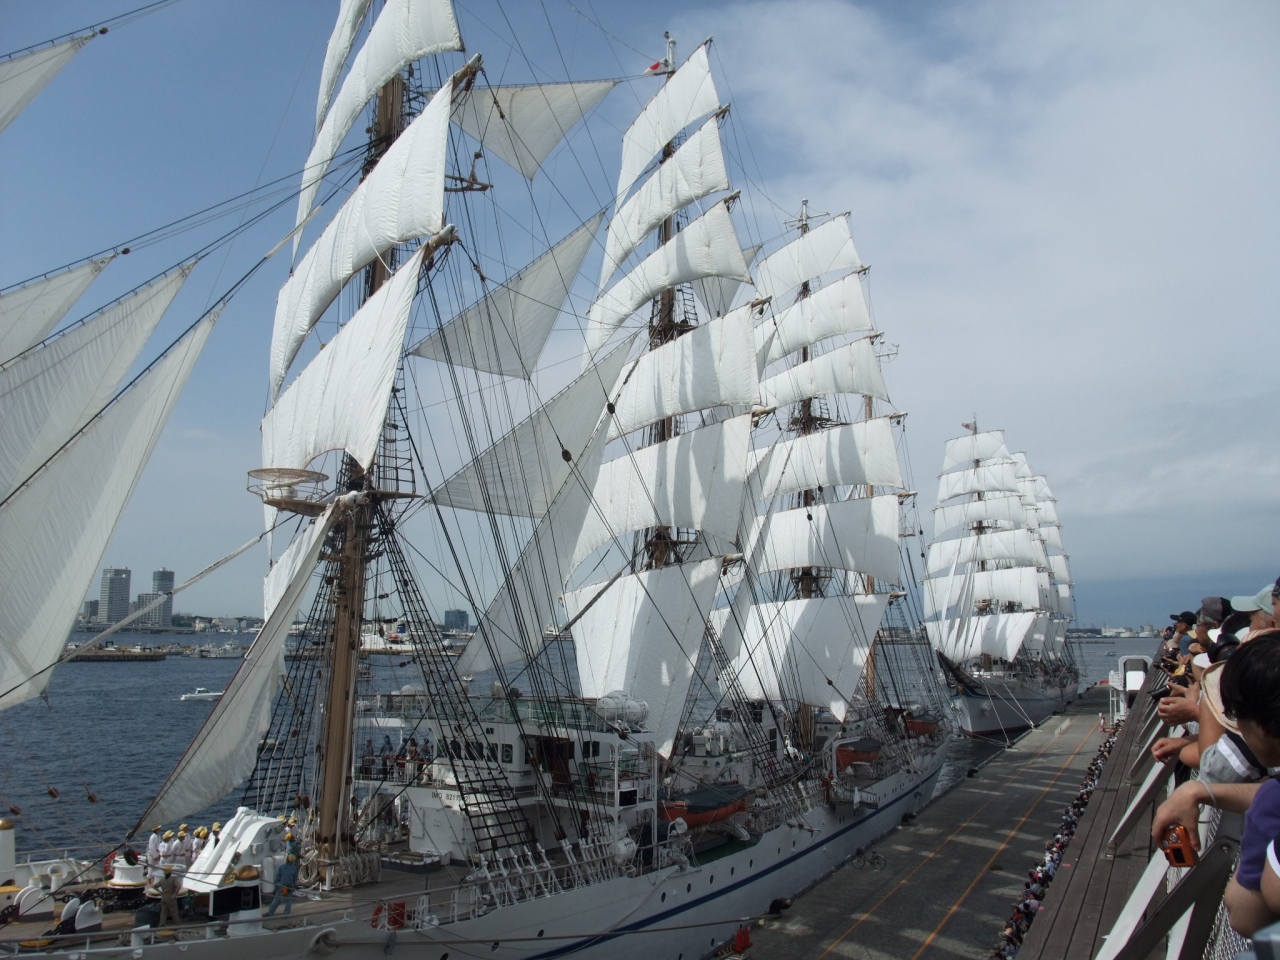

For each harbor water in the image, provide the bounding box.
[0,635,1156,853]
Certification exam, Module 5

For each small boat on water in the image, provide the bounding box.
[179,687,223,701]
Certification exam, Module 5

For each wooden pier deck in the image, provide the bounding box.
[748,686,1111,960]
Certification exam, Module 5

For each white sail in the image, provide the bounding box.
[607,305,760,439]
[1008,451,1034,479]
[271,79,451,399]
[733,595,886,721]
[598,116,729,290]
[935,460,1020,502]
[749,495,901,584]
[586,203,749,356]
[571,414,751,570]
[752,216,860,302]
[0,315,214,711]
[1020,614,1051,656]
[1037,498,1059,525]
[758,337,887,408]
[693,244,760,319]
[294,0,462,242]
[431,338,630,517]
[932,492,1027,539]
[0,264,193,499]
[615,43,720,204]
[1045,618,1068,653]
[756,272,872,368]
[1040,525,1064,550]
[0,37,91,135]
[459,423,609,674]
[0,257,111,365]
[315,0,373,134]
[1047,554,1071,583]
[565,559,721,757]
[922,566,1047,620]
[925,611,1038,663]
[1052,582,1073,617]
[454,81,617,180]
[262,246,422,474]
[411,214,604,377]
[138,506,335,830]
[749,417,902,503]
[924,528,1043,576]
[941,430,1009,472]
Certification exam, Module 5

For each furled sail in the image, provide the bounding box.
[0,257,111,365]
[411,214,604,377]
[749,417,902,503]
[752,215,860,302]
[756,272,871,368]
[733,595,887,721]
[294,0,462,244]
[587,202,749,356]
[607,305,760,439]
[693,244,759,319]
[315,0,373,134]
[932,492,1027,539]
[598,116,729,290]
[571,414,751,569]
[271,79,451,400]
[758,337,887,409]
[749,495,901,584]
[0,264,193,499]
[564,558,721,757]
[615,43,719,204]
[454,81,617,180]
[941,430,1009,472]
[431,338,630,517]
[0,37,91,135]
[0,315,214,711]
[922,566,1047,620]
[924,528,1044,576]
[135,506,335,831]
[935,460,1020,502]
[925,611,1038,663]
[261,246,422,474]
[459,423,610,674]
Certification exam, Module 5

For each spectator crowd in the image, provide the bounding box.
[991,727,1120,959]
[1148,579,1280,937]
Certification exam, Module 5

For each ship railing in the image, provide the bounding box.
[394,840,632,928]
[749,781,819,834]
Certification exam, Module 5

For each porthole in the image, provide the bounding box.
[749,859,753,868]
[709,874,715,885]
[661,892,666,902]
[730,867,735,876]
[686,882,692,893]
[537,930,544,938]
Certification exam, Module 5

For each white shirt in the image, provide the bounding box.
[147,832,163,863]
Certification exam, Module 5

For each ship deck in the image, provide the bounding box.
[747,685,1110,960]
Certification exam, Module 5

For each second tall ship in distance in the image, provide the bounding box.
[923,425,1079,738]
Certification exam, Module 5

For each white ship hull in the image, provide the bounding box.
[27,752,944,960]
[953,677,1078,738]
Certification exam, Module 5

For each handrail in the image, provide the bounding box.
[1125,719,1169,783]
[1107,757,1175,854]
[1104,812,1242,960]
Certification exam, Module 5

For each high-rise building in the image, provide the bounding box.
[136,593,165,628]
[443,609,470,632]
[151,568,174,628]
[81,599,99,622]
[99,567,130,624]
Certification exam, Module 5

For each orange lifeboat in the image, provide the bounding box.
[658,785,750,828]
[836,737,882,768]
[905,714,939,737]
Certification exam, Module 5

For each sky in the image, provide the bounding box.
[2,0,1278,628]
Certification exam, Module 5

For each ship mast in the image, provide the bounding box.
[791,200,824,599]
[313,74,404,861]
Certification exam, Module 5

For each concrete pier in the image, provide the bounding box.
[748,687,1110,960]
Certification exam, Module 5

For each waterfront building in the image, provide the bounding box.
[98,567,130,624]
[151,568,174,628]
[136,592,166,628]
[442,608,469,632]
[81,599,98,622]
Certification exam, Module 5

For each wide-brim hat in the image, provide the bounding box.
[1201,661,1239,734]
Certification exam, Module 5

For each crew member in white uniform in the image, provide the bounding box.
[146,825,164,882]
[159,830,176,868]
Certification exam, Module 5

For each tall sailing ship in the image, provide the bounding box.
[0,4,952,957]
[922,426,1078,738]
